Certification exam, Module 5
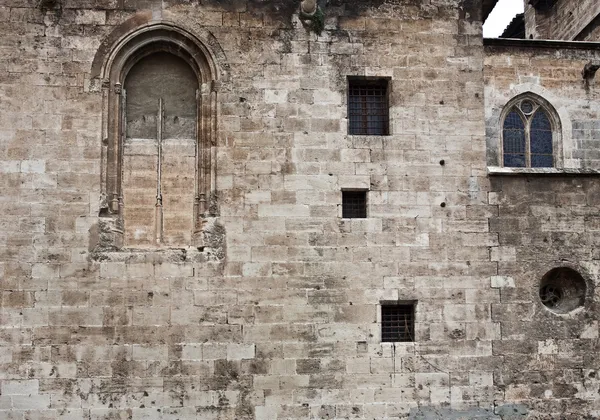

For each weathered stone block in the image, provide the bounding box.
[2,379,39,395]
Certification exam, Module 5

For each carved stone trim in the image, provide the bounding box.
[95,23,220,253]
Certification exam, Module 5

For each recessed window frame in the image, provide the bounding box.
[92,24,220,250]
[122,51,200,247]
[500,93,561,169]
[347,76,391,136]
[341,189,368,219]
[380,301,416,343]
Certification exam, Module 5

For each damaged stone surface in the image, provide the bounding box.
[524,0,600,41]
[1,0,600,419]
[408,403,528,419]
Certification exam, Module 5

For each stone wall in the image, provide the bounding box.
[580,17,600,42]
[524,0,600,41]
[485,41,600,170]
[0,0,599,419]
[550,0,600,41]
[484,40,600,419]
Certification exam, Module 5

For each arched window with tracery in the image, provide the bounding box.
[93,24,220,250]
[501,95,558,168]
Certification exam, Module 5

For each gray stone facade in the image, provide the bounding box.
[524,0,600,41]
[1,0,600,419]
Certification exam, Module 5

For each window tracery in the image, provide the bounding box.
[501,96,558,168]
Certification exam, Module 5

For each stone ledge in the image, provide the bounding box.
[484,38,600,51]
[90,215,226,263]
[89,247,215,264]
[487,166,600,176]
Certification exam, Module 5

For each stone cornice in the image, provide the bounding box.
[484,38,600,51]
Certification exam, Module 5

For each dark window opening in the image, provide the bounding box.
[502,98,555,168]
[348,78,389,136]
[539,267,586,314]
[342,190,367,219]
[529,0,557,11]
[381,303,415,343]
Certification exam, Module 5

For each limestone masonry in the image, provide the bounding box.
[1,0,600,418]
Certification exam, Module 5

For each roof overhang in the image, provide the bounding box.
[482,0,499,22]
[529,0,558,11]
[484,37,600,51]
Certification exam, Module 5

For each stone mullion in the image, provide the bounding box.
[200,83,211,216]
[99,81,110,211]
[193,87,201,229]
[107,83,123,215]
[209,80,219,205]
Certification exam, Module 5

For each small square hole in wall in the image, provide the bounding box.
[342,190,367,218]
[381,303,415,343]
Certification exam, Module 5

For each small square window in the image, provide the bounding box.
[381,303,415,343]
[348,78,390,136]
[342,190,367,218]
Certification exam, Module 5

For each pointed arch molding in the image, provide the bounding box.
[485,83,600,175]
[498,91,564,169]
[92,16,227,250]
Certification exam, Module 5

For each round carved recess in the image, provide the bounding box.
[539,267,586,314]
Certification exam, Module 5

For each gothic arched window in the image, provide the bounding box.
[502,97,557,168]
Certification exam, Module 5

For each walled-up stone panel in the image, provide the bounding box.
[485,42,600,418]
[123,52,198,247]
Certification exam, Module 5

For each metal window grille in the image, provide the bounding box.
[342,191,367,218]
[381,304,414,343]
[348,79,389,135]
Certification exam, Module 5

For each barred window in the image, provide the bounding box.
[342,190,367,219]
[381,303,415,343]
[348,78,389,135]
[502,98,555,168]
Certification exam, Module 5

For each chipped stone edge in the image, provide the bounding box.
[89,216,226,263]
[487,166,600,176]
